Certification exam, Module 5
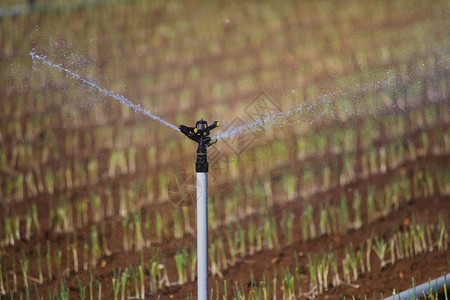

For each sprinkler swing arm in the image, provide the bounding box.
[178,118,219,300]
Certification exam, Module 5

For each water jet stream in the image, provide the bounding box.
[30,51,180,132]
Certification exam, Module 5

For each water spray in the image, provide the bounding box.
[179,119,220,300]
[29,51,179,132]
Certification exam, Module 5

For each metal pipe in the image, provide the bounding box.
[197,172,208,300]
[384,275,448,300]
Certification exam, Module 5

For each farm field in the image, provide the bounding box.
[0,0,449,299]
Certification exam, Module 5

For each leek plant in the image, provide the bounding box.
[216,236,227,272]
[0,263,5,295]
[37,244,43,283]
[144,212,151,248]
[101,223,112,256]
[12,256,17,292]
[91,226,100,266]
[148,254,160,294]
[307,254,318,295]
[190,248,197,282]
[175,248,188,284]
[373,235,387,269]
[4,216,14,246]
[173,210,183,240]
[367,189,376,223]
[122,217,129,251]
[366,233,373,273]
[225,229,237,266]
[72,231,78,273]
[282,268,295,300]
[78,277,86,300]
[56,249,62,278]
[112,268,121,300]
[155,213,163,244]
[238,224,246,258]
[340,196,349,232]
[120,268,129,300]
[139,265,145,299]
[353,193,362,229]
[263,219,274,249]
[19,251,29,291]
[134,213,144,251]
[281,212,294,246]
[25,212,32,241]
[13,216,20,242]
[46,240,52,281]
[83,242,89,271]
[357,242,365,274]
[248,221,255,255]
[347,245,358,280]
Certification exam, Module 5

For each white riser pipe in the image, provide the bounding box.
[197,172,208,300]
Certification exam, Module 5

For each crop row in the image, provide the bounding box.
[1,0,446,131]
[1,155,447,296]
[1,102,447,248]
[213,218,448,300]
[1,211,446,299]
[1,89,447,215]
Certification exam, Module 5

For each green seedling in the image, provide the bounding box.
[367,189,376,223]
[101,223,112,256]
[175,248,188,284]
[55,249,62,278]
[112,268,121,300]
[328,248,340,287]
[282,212,294,246]
[120,268,129,300]
[78,277,86,300]
[134,213,144,251]
[122,217,129,251]
[173,210,183,240]
[46,240,52,281]
[353,193,362,229]
[366,232,374,273]
[190,248,197,282]
[248,221,255,255]
[216,236,227,271]
[238,224,246,258]
[307,254,318,295]
[373,235,387,269]
[225,229,237,266]
[91,226,100,266]
[20,251,29,290]
[282,268,295,299]
[0,262,5,295]
[155,213,163,244]
[37,244,43,283]
[25,212,32,241]
[139,265,145,299]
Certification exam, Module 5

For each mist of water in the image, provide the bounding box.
[214,59,448,140]
[30,51,180,132]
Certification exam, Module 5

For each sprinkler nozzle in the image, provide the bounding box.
[179,119,220,172]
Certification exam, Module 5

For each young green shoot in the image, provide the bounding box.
[20,251,29,291]
[373,235,387,269]
[37,244,43,284]
[112,268,121,300]
[46,240,52,281]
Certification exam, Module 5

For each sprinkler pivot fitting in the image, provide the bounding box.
[179,119,220,172]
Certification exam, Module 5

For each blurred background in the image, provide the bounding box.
[0,0,449,299]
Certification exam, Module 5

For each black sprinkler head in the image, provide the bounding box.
[178,119,220,172]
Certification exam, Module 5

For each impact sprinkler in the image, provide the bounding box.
[179,118,220,300]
